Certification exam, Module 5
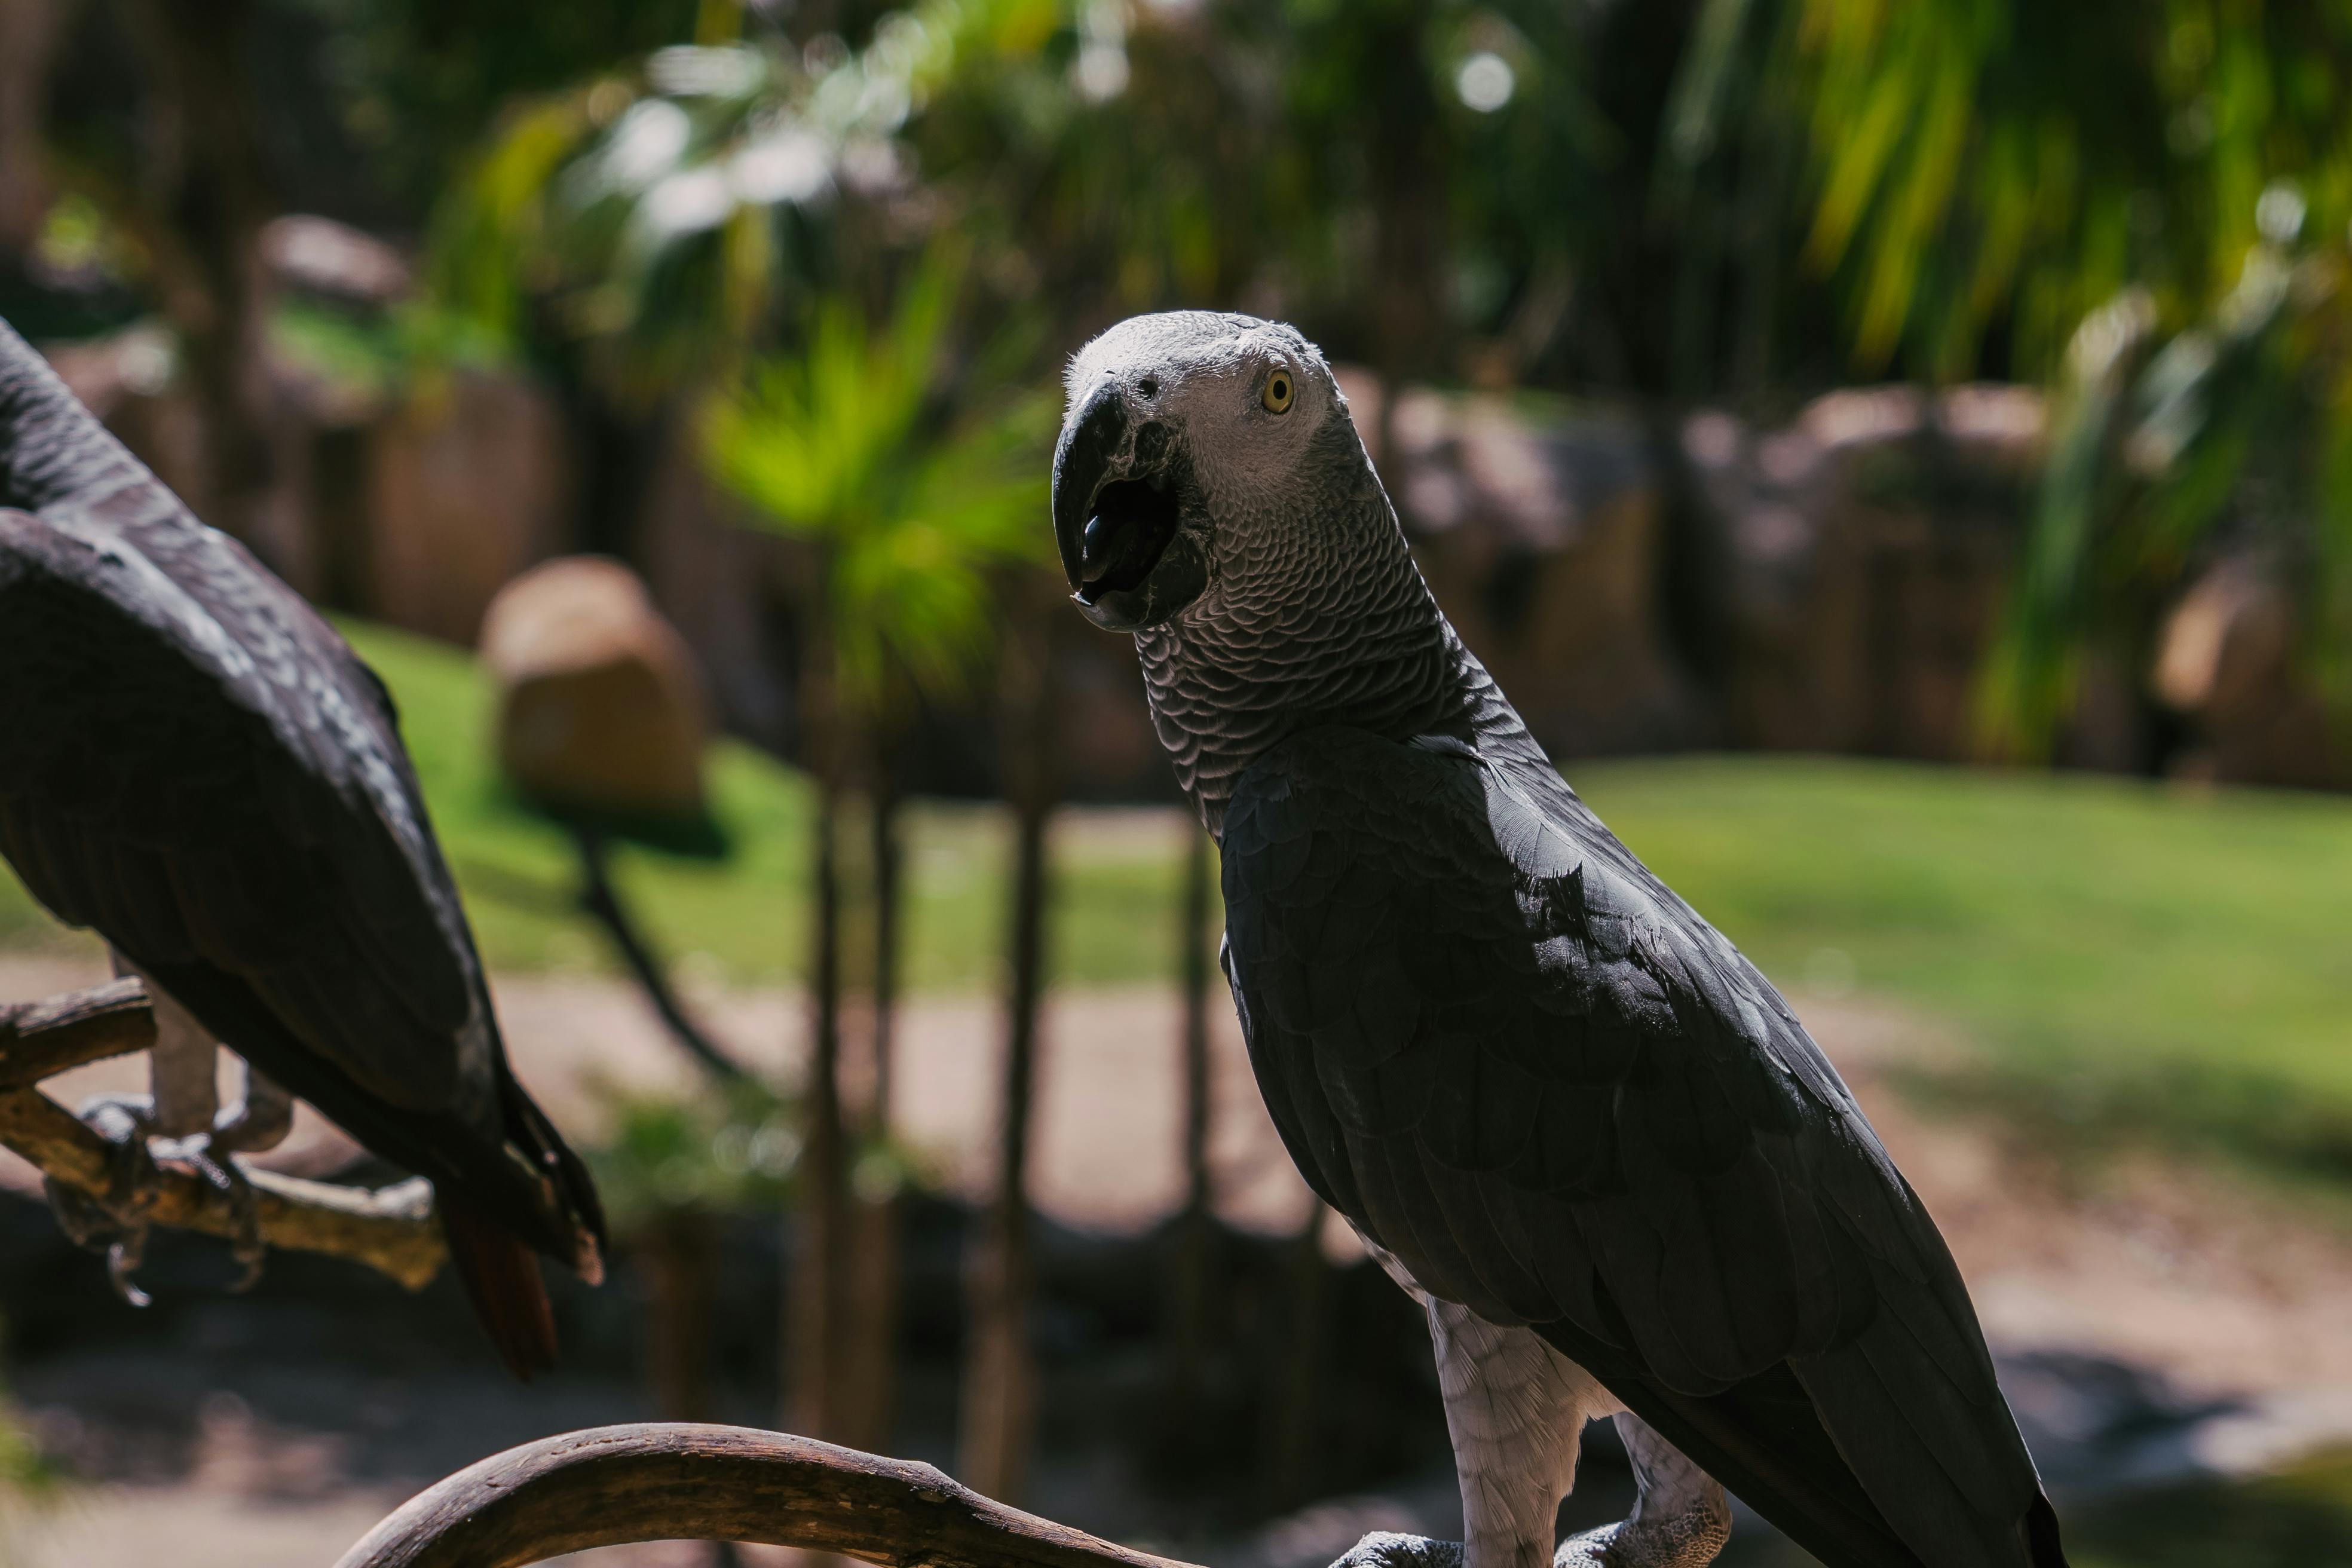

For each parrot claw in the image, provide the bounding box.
[45,1094,162,1306]
[104,1235,152,1307]
[154,1132,268,1291]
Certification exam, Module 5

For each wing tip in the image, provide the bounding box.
[2025,1492,2069,1568]
[440,1196,559,1382]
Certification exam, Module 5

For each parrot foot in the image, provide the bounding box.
[154,1132,267,1291]
[1552,1510,1730,1568]
[1328,1534,1464,1568]
[43,1097,271,1299]
[44,1094,163,1307]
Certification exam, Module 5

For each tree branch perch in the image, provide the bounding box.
[335,1423,1211,1568]
[0,980,448,1290]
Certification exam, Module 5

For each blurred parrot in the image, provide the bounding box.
[0,317,603,1376]
[1048,312,2067,1568]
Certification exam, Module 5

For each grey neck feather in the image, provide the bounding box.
[1136,418,1539,836]
[0,318,172,523]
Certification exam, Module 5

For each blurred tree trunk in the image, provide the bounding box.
[834,718,906,1455]
[1260,1199,1331,1513]
[788,565,851,1443]
[123,0,278,550]
[641,1208,743,1568]
[958,590,1058,1503]
[572,827,752,1083]
[644,1209,718,1423]
[0,0,58,259]
[870,723,905,1132]
[1365,0,1448,451]
[1164,824,1217,1452]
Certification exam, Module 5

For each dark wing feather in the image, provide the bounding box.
[0,504,602,1272]
[1220,727,2062,1568]
[0,506,468,1107]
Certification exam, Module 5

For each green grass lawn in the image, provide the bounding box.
[1572,754,2352,1177]
[5,617,2351,1175]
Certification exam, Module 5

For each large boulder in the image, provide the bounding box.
[480,557,710,820]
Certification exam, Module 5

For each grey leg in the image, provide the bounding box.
[211,1061,294,1154]
[110,950,220,1138]
[197,1062,293,1288]
[1432,1301,1617,1568]
[1554,1415,1731,1568]
[1331,1232,1625,1568]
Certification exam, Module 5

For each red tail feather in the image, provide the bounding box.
[440,1197,558,1381]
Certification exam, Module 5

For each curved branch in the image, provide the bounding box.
[0,976,156,1088]
[335,1423,1209,1568]
[0,979,448,1289]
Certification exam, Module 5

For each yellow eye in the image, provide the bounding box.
[1261,368,1296,414]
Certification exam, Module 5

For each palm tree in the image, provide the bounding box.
[705,250,1052,1451]
[1979,201,2352,756]
[1665,1,2352,749]
[1163,823,1218,1461]
[956,571,1062,1502]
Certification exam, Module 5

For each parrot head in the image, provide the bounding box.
[1051,311,1376,633]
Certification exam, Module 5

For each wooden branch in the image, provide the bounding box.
[0,980,448,1290]
[0,977,156,1088]
[336,1423,1209,1568]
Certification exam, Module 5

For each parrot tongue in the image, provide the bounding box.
[1075,476,1181,604]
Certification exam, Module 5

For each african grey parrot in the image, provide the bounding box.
[1050,313,2066,1568]
[0,317,604,1375]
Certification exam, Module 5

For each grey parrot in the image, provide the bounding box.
[0,317,604,1374]
[1049,313,2065,1568]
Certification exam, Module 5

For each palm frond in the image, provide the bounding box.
[704,250,1053,717]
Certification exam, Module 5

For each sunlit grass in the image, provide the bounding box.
[1570,754,2352,1178]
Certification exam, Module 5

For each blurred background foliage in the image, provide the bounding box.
[332,0,2352,739]
[10,0,2352,1559]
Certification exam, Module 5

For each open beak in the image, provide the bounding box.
[1051,382,1208,632]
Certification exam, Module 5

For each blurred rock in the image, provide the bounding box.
[2155,555,2351,788]
[0,0,59,257]
[480,556,710,820]
[366,370,571,644]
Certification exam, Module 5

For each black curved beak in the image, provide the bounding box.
[1051,381,1209,632]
